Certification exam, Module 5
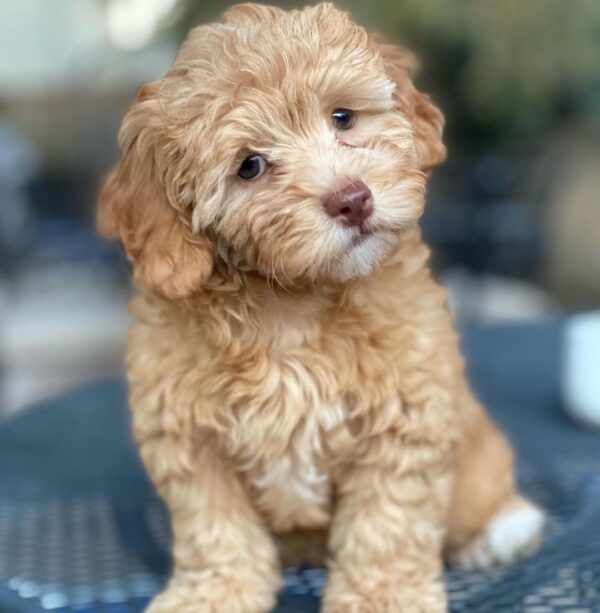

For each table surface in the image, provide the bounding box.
[1,320,599,613]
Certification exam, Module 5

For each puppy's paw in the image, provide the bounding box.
[322,570,447,613]
[146,570,278,613]
[449,494,545,570]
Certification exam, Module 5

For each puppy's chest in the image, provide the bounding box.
[242,401,348,531]
[230,299,399,529]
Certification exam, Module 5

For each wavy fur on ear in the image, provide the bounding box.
[378,44,447,171]
[97,86,214,301]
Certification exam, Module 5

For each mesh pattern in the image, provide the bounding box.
[1,462,599,612]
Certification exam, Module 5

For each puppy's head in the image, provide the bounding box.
[98,2,445,299]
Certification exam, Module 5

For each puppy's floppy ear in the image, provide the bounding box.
[222,3,285,26]
[98,83,214,300]
[378,44,446,171]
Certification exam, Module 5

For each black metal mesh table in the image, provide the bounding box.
[1,321,599,612]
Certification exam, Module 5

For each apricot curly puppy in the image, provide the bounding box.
[98,4,544,611]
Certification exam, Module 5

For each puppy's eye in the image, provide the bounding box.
[332,108,355,130]
[238,154,267,181]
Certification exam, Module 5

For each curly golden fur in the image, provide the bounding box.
[98,4,544,611]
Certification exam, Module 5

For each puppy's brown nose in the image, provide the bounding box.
[324,180,373,227]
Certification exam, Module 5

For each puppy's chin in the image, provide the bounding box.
[328,230,399,282]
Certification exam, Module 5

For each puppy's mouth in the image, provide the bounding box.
[351,226,374,246]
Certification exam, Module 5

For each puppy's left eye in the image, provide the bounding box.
[332,108,355,130]
[238,154,267,181]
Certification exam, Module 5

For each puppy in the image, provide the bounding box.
[98,4,544,611]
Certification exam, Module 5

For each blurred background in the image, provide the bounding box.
[1,0,599,417]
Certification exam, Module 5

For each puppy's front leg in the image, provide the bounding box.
[323,446,451,613]
[141,435,281,613]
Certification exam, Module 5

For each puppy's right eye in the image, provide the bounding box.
[332,108,355,130]
[238,154,267,181]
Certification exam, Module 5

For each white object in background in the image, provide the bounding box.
[563,311,600,429]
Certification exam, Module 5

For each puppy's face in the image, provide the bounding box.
[99,3,445,299]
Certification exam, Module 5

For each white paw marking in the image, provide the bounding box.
[451,496,545,570]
